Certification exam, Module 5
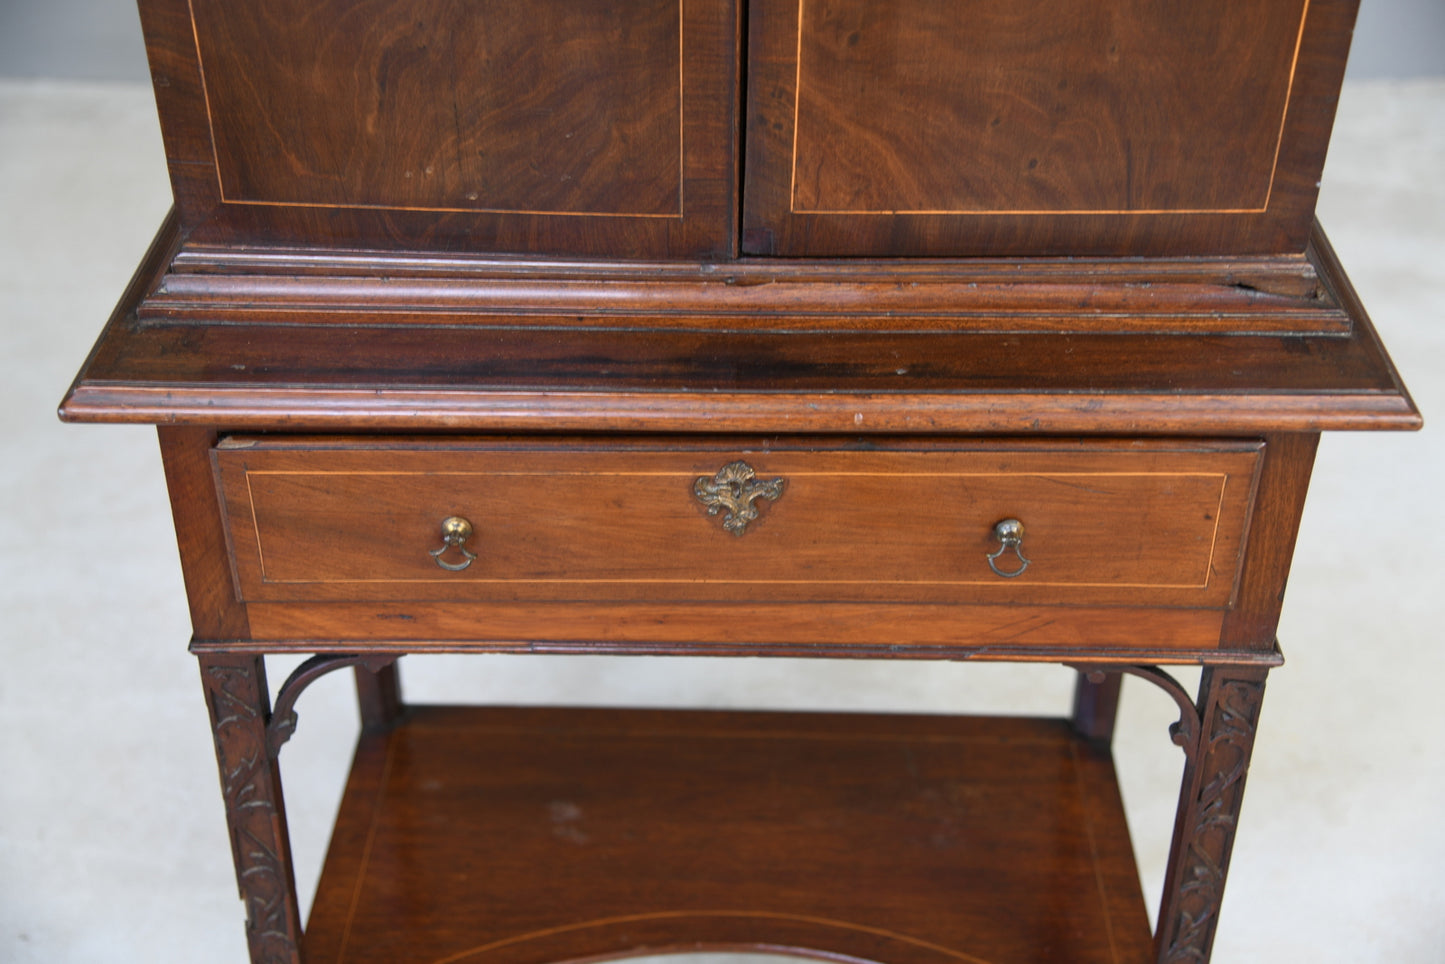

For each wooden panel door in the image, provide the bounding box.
[743,0,1358,257]
[140,0,740,258]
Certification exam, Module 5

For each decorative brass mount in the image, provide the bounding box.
[693,461,785,536]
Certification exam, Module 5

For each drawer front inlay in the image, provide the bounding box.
[215,439,1260,612]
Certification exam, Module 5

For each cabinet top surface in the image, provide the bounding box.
[60,216,1419,435]
[85,0,1420,436]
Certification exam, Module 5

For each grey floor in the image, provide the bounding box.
[1,79,1442,963]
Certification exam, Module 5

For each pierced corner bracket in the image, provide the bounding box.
[265,654,400,757]
[1069,663,1203,763]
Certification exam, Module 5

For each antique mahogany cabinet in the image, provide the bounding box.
[62,1,1420,963]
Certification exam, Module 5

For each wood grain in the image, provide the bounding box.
[165,236,1335,298]
[744,0,1360,256]
[235,600,1228,656]
[141,247,1350,335]
[59,216,1420,434]
[61,319,1420,435]
[1156,665,1270,962]
[158,425,249,640]
[212,438,1259,611]
[1220,432,1319,651]
[197,653,301,964]
[192,0,683,216]
[792,0,1303,214]
[1072,670,1124,745]
[303,705,1153,964]
[68,8,1422,964]
[137,0,740,257]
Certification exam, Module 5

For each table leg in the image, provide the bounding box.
[199,652,304,964]
[1155,663,1269,964]
[355,659,404,731]
[1071,668,1123,745]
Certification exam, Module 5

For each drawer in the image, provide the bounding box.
[214,438,1260,620]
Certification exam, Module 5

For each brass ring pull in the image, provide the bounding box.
[693,460,785,536]
[987,518,1030,578]
[429,516,477,571]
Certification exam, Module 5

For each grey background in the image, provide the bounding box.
[1,3,1441,963]
[1,0,1443,83]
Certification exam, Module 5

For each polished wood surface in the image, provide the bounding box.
[58,219,1417,436]
[65,320,1418,433]
[1071,671,1125,746]
[198,652,301,963]
[790,0,1302,213]
[1155,664,1269,962]
[303,706,1154,964]
[140,223,1358,337]
[214,437,1258,608]
[234,599,1233,656]
[63,4,1425,962]
[744,0,1358,256]
[1220,432,1319,651]
[158,426,249,639]
[193,0,685,215]
[141,250,1351,336]
[139,0,740,257]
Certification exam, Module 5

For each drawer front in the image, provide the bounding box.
[215,439,1260,615]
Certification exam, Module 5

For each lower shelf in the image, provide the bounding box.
[303,706,1154,964]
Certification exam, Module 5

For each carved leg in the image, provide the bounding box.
[1071,669,1123,745]
[355,659,404,731]
[1155,664,1269,964]
[198,652,303,964]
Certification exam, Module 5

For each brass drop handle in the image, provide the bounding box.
[987,518,1030,578]
[429,515,478,571]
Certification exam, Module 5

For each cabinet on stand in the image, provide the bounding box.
[62,2,1420,962]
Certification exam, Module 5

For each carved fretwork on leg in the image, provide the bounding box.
[1155,665,1269,964]
[198,653,303,964]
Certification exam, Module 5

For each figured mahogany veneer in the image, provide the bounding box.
[208,436,1260,653]
[192,0,685,217]
[62,1,1423,962]
[744,0,1356,256]
[302,706,1154,964]
[214,437,1258,609]
[140,0,740,257]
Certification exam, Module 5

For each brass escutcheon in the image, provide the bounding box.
[430,515,478,571]
[987,518,1030,578]
[693,461,785,536]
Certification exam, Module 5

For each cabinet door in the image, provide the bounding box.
[742,0,1357,257]
[142,0,739,258]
